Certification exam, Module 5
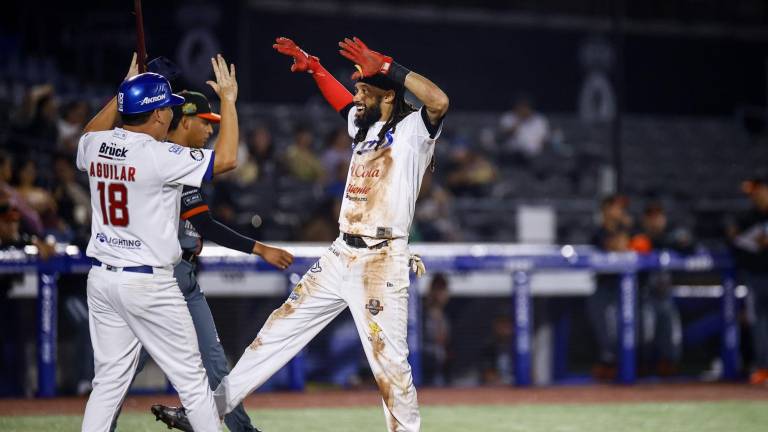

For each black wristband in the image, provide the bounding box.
[388,61,410,86]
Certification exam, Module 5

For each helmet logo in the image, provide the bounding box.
[117,92,124,111]
[139,94,167,105]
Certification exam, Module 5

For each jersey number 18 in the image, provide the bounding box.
[97,181,129,226]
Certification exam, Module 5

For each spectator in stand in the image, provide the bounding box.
[51,154,91,246]
[283,124,325,182]
[587,194,633,381]
[423,273,451,386]
[10,84,59,155]
[498,96,550,162]
[0,151,43,237]
[480,314,514,385]
[321,127,352,180]
[13,159,59,235]
[728,176,768,385]
[233,124,279,185]
[630,202,683,376]
[445,141,497,197]
[57,100,90,154]
[414,170,461,241]
[0,190,25,396]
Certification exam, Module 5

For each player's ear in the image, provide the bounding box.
[382,90,396,104]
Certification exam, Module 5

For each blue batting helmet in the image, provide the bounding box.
[117,72,185,114]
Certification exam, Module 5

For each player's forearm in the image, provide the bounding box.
[404,71,449,120]
[312,63,353,113]
[84,97,119,133]
[188,212,255,254]
[212,99,238,174]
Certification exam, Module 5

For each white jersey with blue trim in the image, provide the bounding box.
[340,106,442,239]
[76,128,214,267]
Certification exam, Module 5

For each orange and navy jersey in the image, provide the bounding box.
[178,185,207,252]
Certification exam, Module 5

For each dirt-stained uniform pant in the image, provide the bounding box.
[82,265,220,432]
[215,236,420,432]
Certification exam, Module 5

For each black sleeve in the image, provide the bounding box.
[180,185,207,216]
[340,102,354,120]
[420,106,444,139]
[187,210,256,255]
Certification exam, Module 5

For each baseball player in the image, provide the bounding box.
[92,89,293,432]
[156,36,448,432]
[78,54,239,432]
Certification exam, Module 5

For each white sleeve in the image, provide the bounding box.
[150,142,214,187]
[400,107,444,148]
[75,133,88,171]
[347,107,359,139]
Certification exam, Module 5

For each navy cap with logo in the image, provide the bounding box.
[172,91,221,124]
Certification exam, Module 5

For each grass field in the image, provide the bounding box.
[2,401,768,432]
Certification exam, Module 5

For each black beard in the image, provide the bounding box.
[354,104,382,129]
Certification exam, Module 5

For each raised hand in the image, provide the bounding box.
[272,37,320,73]
[206,54,238,104]
[338,37,392,80]
[125,52,139,80]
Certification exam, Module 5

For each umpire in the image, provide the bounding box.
[107,90,292,431]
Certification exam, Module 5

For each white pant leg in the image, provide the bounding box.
[82,269,143,432]
[115,269,220,432]
[216,245,347,415]
[344,241,420,432]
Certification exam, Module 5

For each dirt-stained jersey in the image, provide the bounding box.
[76,128,213,267]
[340,107,442,239]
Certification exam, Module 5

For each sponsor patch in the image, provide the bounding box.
[183,193,203,206]
[168,144,184,155]
[376,227,392,238]
[95,233,142,250]
[112,129,126,140]
[288,283,303,302]
[98,142,128,161]
[366,298,384,316]
[190,149,204,161]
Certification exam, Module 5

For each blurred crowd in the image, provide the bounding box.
[2,80,768,394]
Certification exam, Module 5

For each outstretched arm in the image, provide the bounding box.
[206,54,239,174]
[273,37,353,116]
[84,53,139,133]
[186,210,294,269]
[338,37,449,125]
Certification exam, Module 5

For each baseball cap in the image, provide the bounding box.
[359,74,404,92]
[117,72,184,114]
[172,91,221,123]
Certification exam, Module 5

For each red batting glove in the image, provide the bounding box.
[273,37,321,74]
[338,37,393,80]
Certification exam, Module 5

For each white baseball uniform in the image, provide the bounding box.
[77,128,221,432]
[215,107,442,432]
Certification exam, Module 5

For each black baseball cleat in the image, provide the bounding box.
[151,404,193,432]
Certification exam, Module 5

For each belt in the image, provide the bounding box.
[342,233,389,250]
[181,250,197,264]
[91,258,153,274]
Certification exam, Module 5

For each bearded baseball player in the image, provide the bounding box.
[155,36,448,432]
[78,55,239,432]
[86,85,293,431]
